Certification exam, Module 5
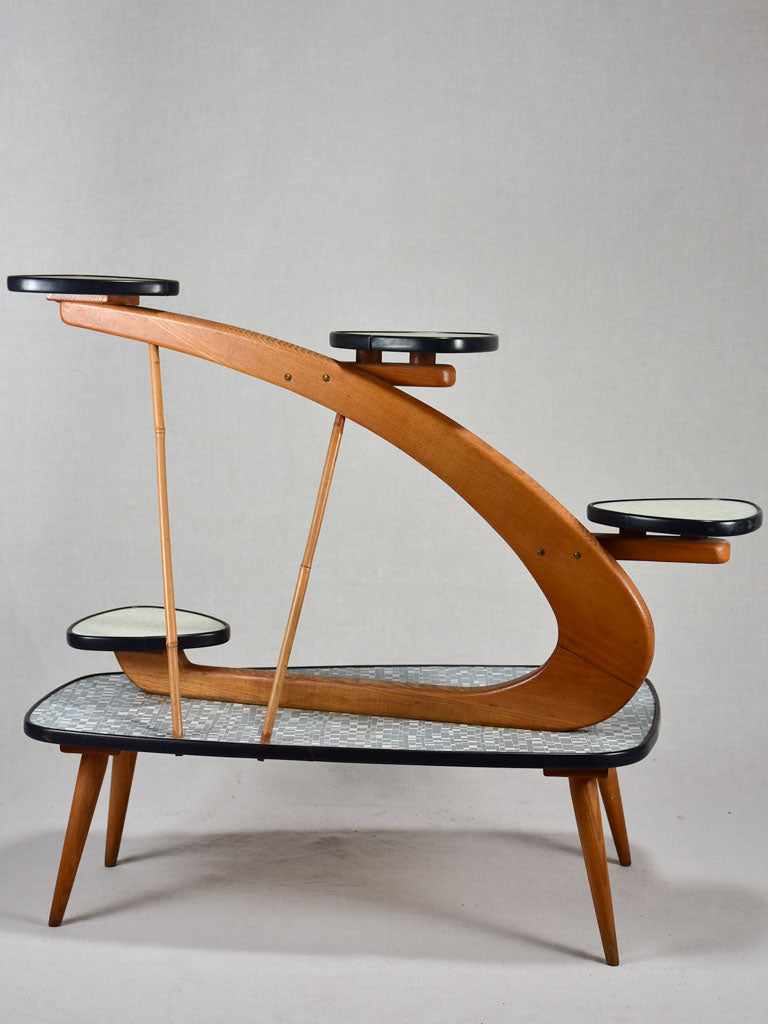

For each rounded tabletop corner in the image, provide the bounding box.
[7,275,180,296]
[66,605,229,652]
[587,498,763,537]
[329,331,499,354]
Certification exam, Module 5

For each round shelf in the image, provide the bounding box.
[587,498,762,537]
[330,331,498,354]
[7,275,179,296]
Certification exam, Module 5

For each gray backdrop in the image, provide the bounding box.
[1,1,766,1019]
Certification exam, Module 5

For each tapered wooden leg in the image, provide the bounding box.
[569,775,619,966]
[598,767,631,866]
[105,751,138,867]
[49,750,109,927]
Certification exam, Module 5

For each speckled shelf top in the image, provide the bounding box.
[25,665,659,769]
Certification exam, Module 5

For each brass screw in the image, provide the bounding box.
[573,551,582,559]
[537,548,545,556]
[284,373,292,382]
[322,373,331,382]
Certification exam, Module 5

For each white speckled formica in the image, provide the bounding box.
[593,499,757,521]
[336,332,479,339]
[69,607,224,639]
[28,667,658,757]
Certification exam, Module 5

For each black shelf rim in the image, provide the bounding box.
[66,605,230,652]
[587,498,763,538]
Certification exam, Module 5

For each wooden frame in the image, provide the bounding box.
[11,281,752,965]
[56,297,655,731]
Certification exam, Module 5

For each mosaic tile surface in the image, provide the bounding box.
[28,666,657,756]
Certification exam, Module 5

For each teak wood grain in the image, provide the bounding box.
[598,767,631,866]
[116,648,632,730]
[105,751,138,867]
[594,533,730,564]
[46,294,141,305]
[568,774,619,965]
[345,362,456,387]
[60,299,655,730]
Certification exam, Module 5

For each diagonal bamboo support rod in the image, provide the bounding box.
[61,301,656,729]
[261,413,346,743]
[149,344,183,738]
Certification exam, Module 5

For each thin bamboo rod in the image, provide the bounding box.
[149,344,183,738]
[261,413,346,743]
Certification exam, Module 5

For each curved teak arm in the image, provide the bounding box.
[58,299,654,730]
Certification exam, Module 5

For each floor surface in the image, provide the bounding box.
[1,745,766,1023]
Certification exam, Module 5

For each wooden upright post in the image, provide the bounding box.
[598,767,632,866]
[569,774,619,965]
[261,413,346,743]
[105,751,138,867]
[49,750,110,926]
[149,344,183,738]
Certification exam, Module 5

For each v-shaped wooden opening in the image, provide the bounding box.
[58,299,655,732]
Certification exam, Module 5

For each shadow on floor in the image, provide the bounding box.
[0,826,764,965]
